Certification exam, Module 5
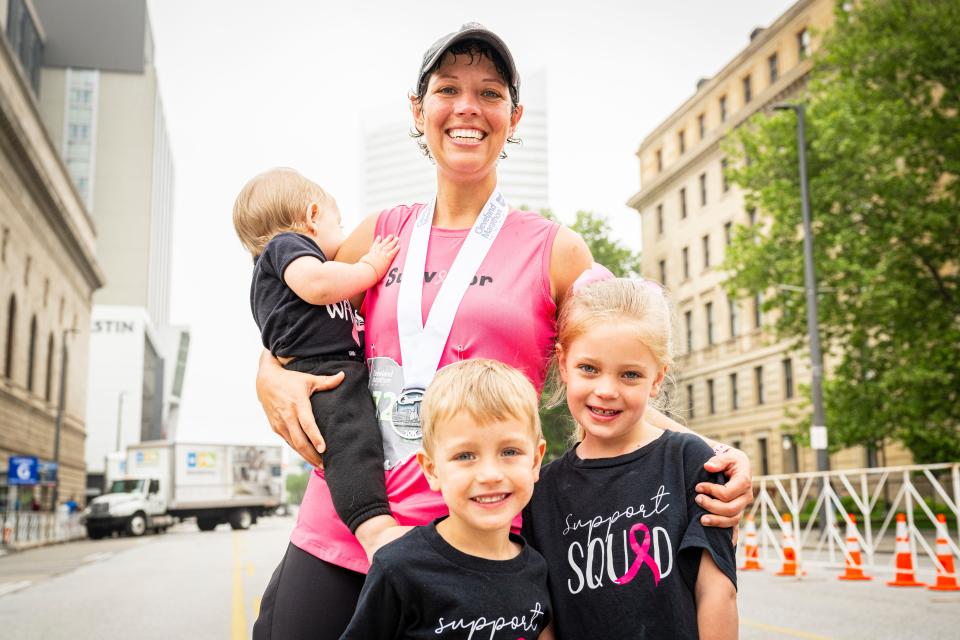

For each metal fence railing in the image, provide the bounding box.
[741,462,960,580]
[1,511,86,550]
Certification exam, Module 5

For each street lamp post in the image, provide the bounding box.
[51,328,78,510]
[774,103,830,474]
[115,390,128,452]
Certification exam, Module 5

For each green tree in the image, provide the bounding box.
[537,209,643,459]
[722,1,960,462]
[285,470,310,505]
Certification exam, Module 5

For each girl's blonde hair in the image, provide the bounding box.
[232,167,334,257]
[547,278,676,443]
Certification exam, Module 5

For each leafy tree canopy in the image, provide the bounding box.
[722,0,960,462]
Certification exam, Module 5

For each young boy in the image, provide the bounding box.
[339,359,554,639]
[233,167,400,556]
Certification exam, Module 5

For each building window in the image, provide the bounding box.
[783,358,795,399]
[729,295,739,337]
[682,246,690,280]
[685,310,693,352]
[26,315,36,392]
[699,173,707,206]
[4,294,16,379]
[768,52,779,84]
[754,292,764,329]
[679,188,688,218]
[687,384,695,418]
[698,113,706,140]
[721,158,729,192]
[742,75,752,103]
[748,207,757,226]
[702,234,711,269]
[755,365,765,404]
[758,437,770,475]
[64,69,100,211]
[656,204,664,236]
[783,435,800,473]
[706,302,715,345]
[708,379,716,414]
[4,0,45,94]
[724,221,733,245]
[732,440,742,451]
[658,259,667,287]
[798,28,810,59]
[719,95,728,123]
[730,373,739,410]
[45,333,54,402]
[656,149,663,172]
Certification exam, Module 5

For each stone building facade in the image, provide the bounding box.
[0,0,105,510]
[627,0,910,475]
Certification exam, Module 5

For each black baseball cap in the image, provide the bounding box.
[416,22,520,103]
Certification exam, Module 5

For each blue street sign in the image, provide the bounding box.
[7,456,39,486]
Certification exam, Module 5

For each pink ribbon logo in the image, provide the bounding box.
[615,523,661,586]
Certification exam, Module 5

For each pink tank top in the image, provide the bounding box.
[290,204,559,573]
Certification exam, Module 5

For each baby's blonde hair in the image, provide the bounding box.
[549,278,675,443]
[232,167,333,257]
[420,359,543,454]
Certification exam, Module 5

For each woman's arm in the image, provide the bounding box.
[256,349,344,467]
[695,550,738,640]
[647,408,753,529]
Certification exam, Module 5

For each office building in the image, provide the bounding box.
[627,0,911,475]
[0,0,106,510]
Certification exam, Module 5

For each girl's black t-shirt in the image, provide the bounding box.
[522,430,737,640]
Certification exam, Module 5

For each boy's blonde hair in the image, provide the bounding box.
[420,359,543,453]
[232,167,333,257]
[549,278,676,442]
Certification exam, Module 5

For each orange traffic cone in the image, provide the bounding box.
[838,513,871,581]
[740,515,762,571]
[928,514,960,592]
[887,513,925,587]
[775,513,804,576]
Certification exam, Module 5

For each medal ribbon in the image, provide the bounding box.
[615,522,662,586]
[396,188,509,390]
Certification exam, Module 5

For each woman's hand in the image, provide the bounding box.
[256,350,345,467]
[696,447,754,531]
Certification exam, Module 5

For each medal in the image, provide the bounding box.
[391,187,509,434]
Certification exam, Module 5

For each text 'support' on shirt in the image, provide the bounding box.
[340,519,552,639]
[522,430,737,640]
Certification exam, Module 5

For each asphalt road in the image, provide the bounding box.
[0,515,957,639]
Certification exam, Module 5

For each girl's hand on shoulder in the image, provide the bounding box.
[256,350,344,467]
[696,446,753,534]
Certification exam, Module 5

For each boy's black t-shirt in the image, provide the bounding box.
[521,430,736,640]
[251,232,363,359]
[340,519,552,639]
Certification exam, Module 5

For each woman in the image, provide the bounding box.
[253,23,753,640]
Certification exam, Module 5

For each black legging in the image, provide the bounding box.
[253,543,365,640]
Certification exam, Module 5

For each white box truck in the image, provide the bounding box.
[84,441,283,538]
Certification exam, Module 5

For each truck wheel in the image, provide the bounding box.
[197,517,218,531]
[229,509,252,530]
[87,527,106,540]
[126,513,147,537]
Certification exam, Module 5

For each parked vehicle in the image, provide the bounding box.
[84,442,283,538]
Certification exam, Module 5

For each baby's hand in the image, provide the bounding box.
[359,235,400,281]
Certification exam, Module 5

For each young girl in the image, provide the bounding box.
[522,277,738,640]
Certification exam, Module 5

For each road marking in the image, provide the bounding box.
[83,552,113,563]
[741,618,833,639]
[231,532,247,639]
[0,581,32,597]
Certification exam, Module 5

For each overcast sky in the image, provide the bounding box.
[146,0,795,444]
